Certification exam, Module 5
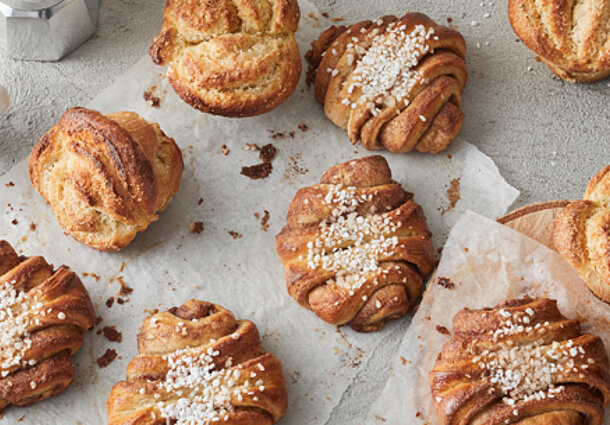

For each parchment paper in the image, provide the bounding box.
[367,210,610,424]
[0,4,518,424]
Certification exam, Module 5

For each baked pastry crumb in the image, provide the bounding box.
[188,222,204,234]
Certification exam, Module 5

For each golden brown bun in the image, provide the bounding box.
[28,107,183,252]
[150,0,302,117]
[0,240,95,412]
[107,300,288,425]
[509,0,610,82]
[553,165,610,302]
[276,155,435,332]
[430,297,610,425]
[309,13,467,154]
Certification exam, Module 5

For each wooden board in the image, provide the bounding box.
[430,200,574,282]
[496,200,573,250]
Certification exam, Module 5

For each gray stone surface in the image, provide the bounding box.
[0,1,608,424]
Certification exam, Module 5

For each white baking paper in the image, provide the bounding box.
[367,210,610,424]
[0,3,518,424]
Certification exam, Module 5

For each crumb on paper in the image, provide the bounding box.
[284,153,309,179]
[143,85,163,108]
[372,414,387,422]
[436,277,455,289]
[221,145,230,156]
[259,144,277,162]
[198,197,204,205]
[83,272,101,282]
[435,325,450,335]
[4,181,14,187]
[97,326,122,343]
[244,143,259,151]
[11,219,17,225]
[331,17,345,22]
[105,296,115,308]
[260,210,270,231]
[400,356,407,365]
[241,143,277,180]
[95,316,103,325]
[228,230,242,240]
[241,162,273,179]
[440,177,461,215]
[144,308,159,315]
[298,122,309,132]
[119,261,126,273]
[96,349,117,368]
[270,131,286,139]
[321,12,329,18]
[307,12,320,27]
[189,221,204,234]
[117,276,133,299]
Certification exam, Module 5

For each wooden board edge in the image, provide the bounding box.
[496,200,573,225]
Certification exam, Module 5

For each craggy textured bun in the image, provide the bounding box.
[28,107,183,251]
[150,0,302,117]
[0,240,95,411]
[430,297,610,425]
[509,0,610,82]
[308,13,467,154]
[107,300,288,425]
[554,165,610,302]
[276,155,435,332]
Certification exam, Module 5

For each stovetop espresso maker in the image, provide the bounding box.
[0,0,100,61]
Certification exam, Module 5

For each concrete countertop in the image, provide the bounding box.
[0,1,608,424]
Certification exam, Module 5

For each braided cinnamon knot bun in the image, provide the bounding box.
[554,165,610,303]
[308,13,467,154]
[0,240,95,411]
[107,300,288,425]
[28,107,183,252]
[430,297,610,425]
[509,0,610,82]
[150,0,301,117]
[276,156,435,332]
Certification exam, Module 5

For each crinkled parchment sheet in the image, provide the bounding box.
[0,3,518,424]
[367,210,610,424]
